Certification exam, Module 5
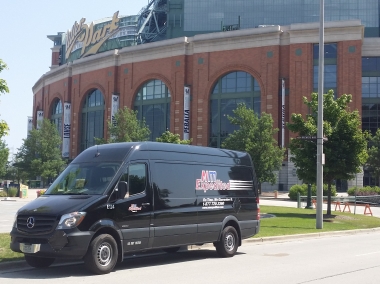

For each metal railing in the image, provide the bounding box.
[297,194,380,214]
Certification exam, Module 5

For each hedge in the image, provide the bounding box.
[288,183,337,201]
[347,186,380,196]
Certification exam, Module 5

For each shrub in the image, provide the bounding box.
[347,186,380,196]
[288,183,337,201]
[37,189,46,196]
[288,184,308,200]
[7,187,18,197]
[0,190,7,197]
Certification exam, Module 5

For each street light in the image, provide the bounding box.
[316,0,324,229]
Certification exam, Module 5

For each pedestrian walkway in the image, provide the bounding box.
[260,192,380,218]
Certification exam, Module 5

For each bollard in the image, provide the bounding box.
[305,183,313,209]
[297,192,301,208]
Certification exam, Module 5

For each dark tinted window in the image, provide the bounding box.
[153,162,196,199]
[129,164,146,196]
[119,163,147,197]
[152,162,255,199]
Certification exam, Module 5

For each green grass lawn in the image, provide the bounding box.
[1,205,379,263]
[0,234,23,263]
[254,205,380,238]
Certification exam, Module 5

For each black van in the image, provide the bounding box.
[10,142,260,274]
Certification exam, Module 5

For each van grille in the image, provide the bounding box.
[17,215,58,235]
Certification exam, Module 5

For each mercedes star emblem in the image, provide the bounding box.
[26,217,35,229]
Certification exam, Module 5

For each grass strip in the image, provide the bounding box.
[255,205,380,238]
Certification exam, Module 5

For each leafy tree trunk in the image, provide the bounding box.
[327,182,332,216]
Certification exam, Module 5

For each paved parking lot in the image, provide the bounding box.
[0,188,40,233]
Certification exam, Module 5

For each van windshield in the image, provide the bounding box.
[45,162,120,195]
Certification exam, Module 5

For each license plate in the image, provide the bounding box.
[20,243,41,253]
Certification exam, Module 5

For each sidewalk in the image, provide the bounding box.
[1,188,42,202]
[260,192,380,218]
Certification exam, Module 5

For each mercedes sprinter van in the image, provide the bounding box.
[10,142,260,274]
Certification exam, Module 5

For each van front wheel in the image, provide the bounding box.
[215,226,238,257]
[83,234,118,275]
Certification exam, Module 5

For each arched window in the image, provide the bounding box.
[81,89,105,151]
[51,99,63,137]
[134,79,171,141]
[209,71,261,148]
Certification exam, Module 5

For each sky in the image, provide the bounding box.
[0,0,148,156]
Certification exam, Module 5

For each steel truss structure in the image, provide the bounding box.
[136,0,168,44]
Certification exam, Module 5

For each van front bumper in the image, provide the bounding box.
[10,227,94,259]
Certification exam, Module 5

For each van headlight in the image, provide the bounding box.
[13,213,18,228]
[57,212,86,230]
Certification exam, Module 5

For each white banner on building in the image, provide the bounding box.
[111,94,119,141]
[36,111,44,130]
[111,94,120,127]
[27,116,33,137]
[281,78,285,148]
[183,86,190,140]
[62,103,71,158]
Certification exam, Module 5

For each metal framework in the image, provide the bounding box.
[136,0,168,44]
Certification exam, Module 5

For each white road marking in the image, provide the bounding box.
[356,251,380,256]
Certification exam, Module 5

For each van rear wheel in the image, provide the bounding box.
[215,226,238,257]
[83,234,118,275]
[24,255,55,268]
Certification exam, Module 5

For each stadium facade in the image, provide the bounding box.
[32,0,380,190]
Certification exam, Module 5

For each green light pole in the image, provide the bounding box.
[305,183,313,209]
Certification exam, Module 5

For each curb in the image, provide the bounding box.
[2,227,380,272]
[189,227,380,249]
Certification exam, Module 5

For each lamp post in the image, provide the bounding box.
[316,0,324,229]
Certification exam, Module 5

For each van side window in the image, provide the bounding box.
[128,164,146,196]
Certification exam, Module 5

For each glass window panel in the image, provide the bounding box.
[253,80,260,91]
[362,83,370,95]
[134,79,170,140]
[369,84,377,94]
[128,164,146,196]
[81,89,105,151]
[209,71,260,148]
[362,58,377,72]
[212,82,219,94]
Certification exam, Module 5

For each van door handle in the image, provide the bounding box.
[142,203,150,206]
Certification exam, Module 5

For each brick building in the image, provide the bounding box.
[32,18,371,191]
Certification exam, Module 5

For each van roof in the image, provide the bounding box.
[73,142,250,164]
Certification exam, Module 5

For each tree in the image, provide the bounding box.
[0,59,9,95]
[222,103,285,186]
[156,130,192,144]
[0,59,10,139]
[0,140,9,178]
[4,158,28,184]
[287,90,368,215]
[16,119,65,185]
[96,106,150,144]
[367,129,380,185]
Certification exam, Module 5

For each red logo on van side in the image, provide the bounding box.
[128,204,142,212]
[195,170,230,192]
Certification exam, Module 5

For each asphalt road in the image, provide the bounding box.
[1,230,380,283]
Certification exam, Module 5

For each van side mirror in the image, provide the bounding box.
[117,181,127,199]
